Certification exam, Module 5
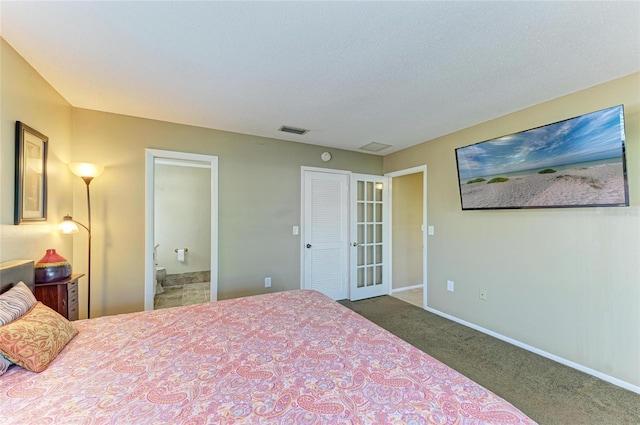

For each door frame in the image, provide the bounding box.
[385,165,428,308]
[144,149,219,310]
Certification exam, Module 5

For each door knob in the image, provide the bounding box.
[306,244,312,248]
[352,242,359,247]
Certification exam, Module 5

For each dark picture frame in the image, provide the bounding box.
[15,122,48,224]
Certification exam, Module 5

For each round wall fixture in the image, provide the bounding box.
[321,151,332,162]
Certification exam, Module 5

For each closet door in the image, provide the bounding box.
[302,170,349,300]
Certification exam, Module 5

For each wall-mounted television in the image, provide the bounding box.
[455,105,629,210]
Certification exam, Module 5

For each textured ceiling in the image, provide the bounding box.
[1,1,639,155]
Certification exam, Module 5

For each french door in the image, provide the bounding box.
[349,174,389,301]
[301,168,389,301]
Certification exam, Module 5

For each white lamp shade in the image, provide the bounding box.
[69,162,104,178]
[59,219,80,234]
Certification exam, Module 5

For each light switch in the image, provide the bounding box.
[428,226,435,236]
[292,226,299,236]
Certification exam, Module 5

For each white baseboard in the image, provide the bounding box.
[424,306,640,395]
[391,284,423,293]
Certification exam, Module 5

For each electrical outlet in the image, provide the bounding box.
[265,277,272,288]
[479,290,487,301]
[447,280,454,292]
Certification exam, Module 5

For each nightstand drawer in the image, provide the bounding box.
[67,303,79,321]
[67,278,78,292]
[67,288,78,309]
[68,280,78,301]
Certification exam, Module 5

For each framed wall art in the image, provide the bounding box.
[15,121,48,224]
[455,105,628,210]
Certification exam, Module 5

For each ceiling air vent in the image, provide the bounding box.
[359,142,392,152]
[279,125,309,135]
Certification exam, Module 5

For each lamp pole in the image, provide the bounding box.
[82,176,94,319]
[60,214,90,317]
[65,162,103,319]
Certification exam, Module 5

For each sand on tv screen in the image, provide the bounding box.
[455,105,629,210]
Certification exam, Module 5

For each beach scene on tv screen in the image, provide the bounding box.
[456,105,628,209]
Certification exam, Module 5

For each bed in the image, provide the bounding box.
[1,260,536,424]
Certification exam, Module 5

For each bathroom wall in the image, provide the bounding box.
[154,162,211,275]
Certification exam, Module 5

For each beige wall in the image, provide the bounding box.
[71,108,382,316]
[0,38,382,318]
[155,163,211,275]
[0,40,74,267]
[384,73,640,388]
[391,172,423,290]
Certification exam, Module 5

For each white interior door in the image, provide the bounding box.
[350,174,390,301]
[302,170,349,300]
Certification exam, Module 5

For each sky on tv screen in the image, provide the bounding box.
[456,105,625,181]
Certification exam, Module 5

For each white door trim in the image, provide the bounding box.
[144,149,219,310]
[385,165,427,308]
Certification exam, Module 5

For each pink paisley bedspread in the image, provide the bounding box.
[1,290,536,424]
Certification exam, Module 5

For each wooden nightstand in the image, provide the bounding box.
[35,274,84,321]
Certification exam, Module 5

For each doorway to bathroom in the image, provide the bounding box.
[144,149,218,311]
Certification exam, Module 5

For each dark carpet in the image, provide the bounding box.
[339,295,640,425]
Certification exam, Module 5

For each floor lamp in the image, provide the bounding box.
[59,163,103,319]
